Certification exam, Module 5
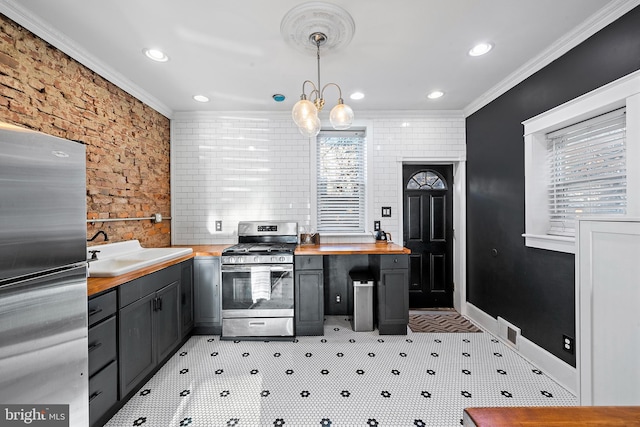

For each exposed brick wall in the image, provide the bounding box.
[0,15,171,247]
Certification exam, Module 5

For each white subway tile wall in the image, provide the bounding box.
[171,113,465,244]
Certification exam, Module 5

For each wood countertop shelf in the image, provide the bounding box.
[295,243,410,255]
[463,406,640,426]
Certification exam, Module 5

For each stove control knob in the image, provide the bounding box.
[254,256,260,263]
[279,256,285,262]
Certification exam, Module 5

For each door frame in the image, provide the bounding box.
[395,158,467,314]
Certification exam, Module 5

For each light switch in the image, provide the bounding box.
[382,207,391,217]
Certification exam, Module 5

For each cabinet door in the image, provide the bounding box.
[155,281,181,363]
[378,268,409,335]
[194,257,221,327]
[180,261,194,339]
[119,294,155,397]
[295,269,324,336]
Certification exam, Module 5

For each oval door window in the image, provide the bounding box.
[406,170,446,190]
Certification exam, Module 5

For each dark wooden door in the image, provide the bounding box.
[403,164,454,308]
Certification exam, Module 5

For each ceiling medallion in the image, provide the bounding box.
[280,2,355,56]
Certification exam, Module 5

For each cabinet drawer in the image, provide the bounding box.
[88,291,117,327]
[379,255,408,269]
[295,255,323,270]
[119,263,181,308]
[89,360,118,427]
[88,316,117,377]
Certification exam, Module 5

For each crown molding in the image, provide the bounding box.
[171,109,465,121]
[0,0,173,118]
[463,0,640,117]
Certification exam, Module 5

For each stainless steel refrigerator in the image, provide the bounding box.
[0,122,89,426]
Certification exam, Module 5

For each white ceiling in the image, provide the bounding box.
[1,0,637,118]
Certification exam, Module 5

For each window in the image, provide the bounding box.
[316,129,366,233]
[406,170,447,190]
[546,108,626,237]
[523,70,640,253]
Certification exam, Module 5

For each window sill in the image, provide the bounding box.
[522,234,575,254]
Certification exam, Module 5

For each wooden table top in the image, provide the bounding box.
[463,406,640,426]
[295,242,410,255]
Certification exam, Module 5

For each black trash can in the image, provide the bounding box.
[349,271,374,332]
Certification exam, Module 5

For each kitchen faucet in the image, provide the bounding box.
[87,230,108,242]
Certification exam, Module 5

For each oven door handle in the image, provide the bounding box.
[221,265,293,273]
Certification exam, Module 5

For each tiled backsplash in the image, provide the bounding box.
[171,112,465,244]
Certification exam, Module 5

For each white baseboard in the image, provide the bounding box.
[465,302,577,395]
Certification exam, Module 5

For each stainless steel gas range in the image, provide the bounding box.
[220,221,297,339]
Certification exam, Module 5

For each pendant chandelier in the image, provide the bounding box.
[292,32,354,137]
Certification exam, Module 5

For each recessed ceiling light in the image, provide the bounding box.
[427,90,444,99]
[468,42,493,57]
[143,48,169,62]
[350,92,365,100]
[193,95,209,103]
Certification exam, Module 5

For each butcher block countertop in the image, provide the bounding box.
[88,243,409,297]
[463,406,640,426]
[172,244,232,257]
[295,242,410,255]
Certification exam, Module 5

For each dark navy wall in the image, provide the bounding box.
[466,6,640,366]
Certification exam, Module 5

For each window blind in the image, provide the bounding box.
[546,108,626,236]
[316,130,366,233]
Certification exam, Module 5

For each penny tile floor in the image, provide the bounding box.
[104,316,576,427]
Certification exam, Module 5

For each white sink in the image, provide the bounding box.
[87,240,192,277]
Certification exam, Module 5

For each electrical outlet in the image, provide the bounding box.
[335,294,341,303]
[374,221,381,231]
[215,220,222,231]
[563,335,574,354]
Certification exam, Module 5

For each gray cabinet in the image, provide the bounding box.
[295,255,324,335]
[180,260,194,339]
[118,264,181,398]
[87,290,117,427]
[193,257,221,334]
[373,255,409,335]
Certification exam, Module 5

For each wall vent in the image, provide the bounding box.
[497,316,521,349]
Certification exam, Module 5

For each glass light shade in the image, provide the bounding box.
[292,99,318,127]
[329,102,354,130]
[298,114,321,138]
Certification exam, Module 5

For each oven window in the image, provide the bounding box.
[222,266,294,311]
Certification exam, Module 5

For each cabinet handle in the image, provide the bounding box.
[88,307,103,317]
[89,390,103,403]
[249,321,266,326]
[394,258,398,263]
[157,297,162,311]
[88,342,103,352]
